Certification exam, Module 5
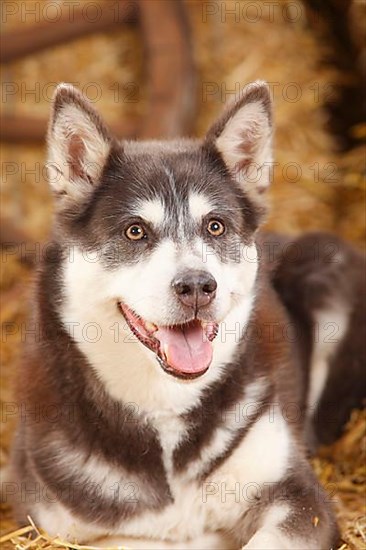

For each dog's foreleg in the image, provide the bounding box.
[238,473,339,550]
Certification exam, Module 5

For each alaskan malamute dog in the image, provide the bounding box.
[7,81,365,549]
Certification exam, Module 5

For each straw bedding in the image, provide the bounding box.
[0,1,364,548]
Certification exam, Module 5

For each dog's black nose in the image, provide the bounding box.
[172,270,217,310]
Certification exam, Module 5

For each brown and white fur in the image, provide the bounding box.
[5,81,365,549]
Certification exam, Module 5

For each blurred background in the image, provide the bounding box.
[0,0,365,548]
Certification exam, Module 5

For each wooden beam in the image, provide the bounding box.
[1,0,137,63]
[138,0,197,138]
[1,0,198,143]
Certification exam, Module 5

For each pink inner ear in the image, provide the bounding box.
[234,128,268,194]
[68,134,86,181]
[235,125,261,172]
[235,135,254,172]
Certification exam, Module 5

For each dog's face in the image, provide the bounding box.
[47,82,272,381]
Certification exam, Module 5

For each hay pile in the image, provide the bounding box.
[188,0,365,245]
[1,0,365,548]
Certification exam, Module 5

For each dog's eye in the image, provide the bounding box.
[125,224,146,241]
[207,219,225,237]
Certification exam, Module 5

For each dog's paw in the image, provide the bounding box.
[242,531,290,550]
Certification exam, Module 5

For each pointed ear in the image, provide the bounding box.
[47,83,113,208]
[205,81,273,204]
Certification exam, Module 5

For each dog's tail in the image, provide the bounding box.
[266,231,365,447]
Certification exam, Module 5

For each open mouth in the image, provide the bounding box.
[118,302,219,380]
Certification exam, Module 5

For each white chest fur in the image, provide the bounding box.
[33,393,291,548]
[113,402,291,543]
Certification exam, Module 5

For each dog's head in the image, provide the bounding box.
[47,82,272,382]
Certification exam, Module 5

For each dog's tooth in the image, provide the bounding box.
[163,344,170,362]
[145,322,157,333]
[202,321,219,342]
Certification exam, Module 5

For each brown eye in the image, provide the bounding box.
[125,224,146,241]
[207,219,225,237]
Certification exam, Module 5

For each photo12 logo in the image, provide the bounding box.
[202,2,304,24]
[1,1,136,25]
[1,81,139,105]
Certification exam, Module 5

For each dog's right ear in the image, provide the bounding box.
[47,84,112,208]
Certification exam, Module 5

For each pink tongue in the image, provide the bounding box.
[155,322,213,375]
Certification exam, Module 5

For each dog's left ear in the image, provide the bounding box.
[205,81,273,202]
